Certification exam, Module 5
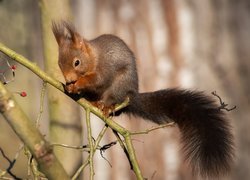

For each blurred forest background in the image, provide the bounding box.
[0,0,249,179]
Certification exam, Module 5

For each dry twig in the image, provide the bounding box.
[212,91,236,111]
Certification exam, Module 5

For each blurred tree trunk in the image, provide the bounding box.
[39,0,83,176]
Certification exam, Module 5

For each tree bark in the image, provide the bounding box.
[39,0,83,176]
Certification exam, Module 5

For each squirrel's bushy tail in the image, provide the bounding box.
[127,88,234,177]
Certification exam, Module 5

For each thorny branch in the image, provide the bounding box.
[212,91,236,111]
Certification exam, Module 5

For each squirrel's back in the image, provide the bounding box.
[90,34,136,65]
[89,34,139,104]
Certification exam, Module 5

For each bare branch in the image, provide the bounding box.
[131,122,175,135]
[112,129,133,169]
[86,108,95,180]
[212,91,236,111]
[24,147,46,179]
[72,125,108,179]
[100,141,117,167]
[36,81,47,127]
[51,143,89,151]
[71,159,89,180]
[0,146,22,180]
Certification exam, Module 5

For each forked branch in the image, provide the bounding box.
[212,91,236,111]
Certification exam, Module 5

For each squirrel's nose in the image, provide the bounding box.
[65,73,77,85]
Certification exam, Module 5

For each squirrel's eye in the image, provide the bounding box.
[74,59,80,67]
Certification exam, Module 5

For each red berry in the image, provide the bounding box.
[11,65,17,70]
[20,92,27,97]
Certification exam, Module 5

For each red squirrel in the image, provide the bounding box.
[52,21,234,177]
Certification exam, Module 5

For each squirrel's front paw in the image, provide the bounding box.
[65,83,81,94]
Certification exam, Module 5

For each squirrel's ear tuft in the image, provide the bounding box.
[52,21,66,45]
[52,20,86,50]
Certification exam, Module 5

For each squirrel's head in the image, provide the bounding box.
[52,21,94,85]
